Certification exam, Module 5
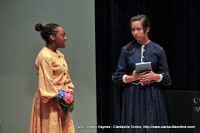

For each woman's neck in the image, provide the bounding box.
[46,44,57,52]
[138,38,150,45]
[144,39,150,45]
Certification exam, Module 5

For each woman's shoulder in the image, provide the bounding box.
[121,40,136,51]
[149,41,164,50]
[38,47,53,59]
[36,47,61,64]
[148,41,166,56]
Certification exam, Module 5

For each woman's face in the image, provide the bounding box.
[131,20,149,44]
[54,27,67,48]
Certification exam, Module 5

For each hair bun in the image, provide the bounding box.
[35,23,43,32]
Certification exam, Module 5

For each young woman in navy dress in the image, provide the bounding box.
[112,14,171,133]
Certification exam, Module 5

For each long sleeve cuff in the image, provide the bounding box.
[157,74,163,82]
[122,75,128,83]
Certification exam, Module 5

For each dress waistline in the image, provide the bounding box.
[131,81,155,86]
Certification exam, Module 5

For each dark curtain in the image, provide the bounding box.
[95,0,200,133]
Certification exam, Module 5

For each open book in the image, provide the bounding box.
[135,62,152,73]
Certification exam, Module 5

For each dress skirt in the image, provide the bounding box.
[30,90,75,133]
[121,83,169,133]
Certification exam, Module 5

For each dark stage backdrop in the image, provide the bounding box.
[95,0,200,133]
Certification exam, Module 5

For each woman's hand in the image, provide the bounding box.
[124,70,159,83]
[131,70,141,81]
[139,71,158,83]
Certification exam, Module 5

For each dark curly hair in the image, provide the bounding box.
[35,23,59,43]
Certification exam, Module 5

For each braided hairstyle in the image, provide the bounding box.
[35,23,59,43]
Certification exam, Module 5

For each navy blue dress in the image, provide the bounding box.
[112,41,171,133]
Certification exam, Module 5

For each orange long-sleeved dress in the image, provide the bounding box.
[30,47,75,133]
